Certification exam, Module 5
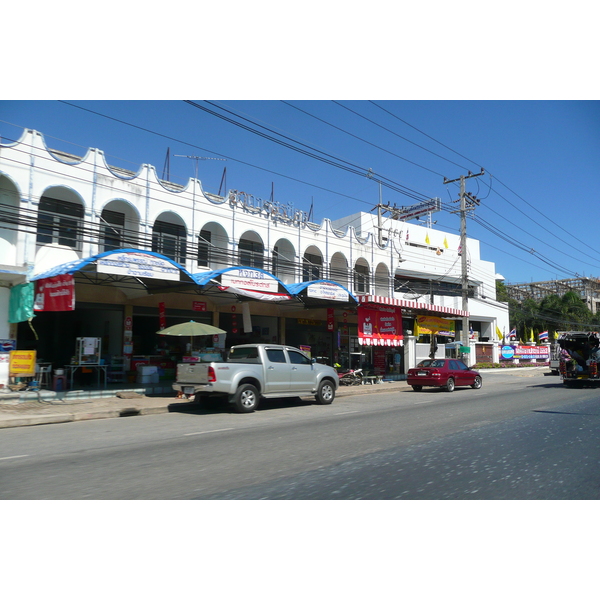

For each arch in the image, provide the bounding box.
[303,245,323,282]
[152,211,187,264]
[100,199,141,252]
[354,257,370,294]
[272,237,296,284]
[329,251,349,289]
[238,230,264,269]
[374,262,390,296]
[36,185,85,251]
[0,174,20,263]
[198,221,229,270]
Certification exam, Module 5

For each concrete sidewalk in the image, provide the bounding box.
[0,367,550,429]
[0,379,408,429]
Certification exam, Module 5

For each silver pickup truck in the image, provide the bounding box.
[173,344,339,413]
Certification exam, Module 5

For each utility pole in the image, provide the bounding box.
[444,168,484,352]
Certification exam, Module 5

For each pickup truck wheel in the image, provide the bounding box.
[233,384,260,413]
[315,380,335,405]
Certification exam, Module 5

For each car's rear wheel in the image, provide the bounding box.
[315,380,335,404]
[411,385,423,391]
[232,383,260,413]
[471,376,482,389]
[445,378,455,392]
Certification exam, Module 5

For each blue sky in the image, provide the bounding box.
[2,99,598,285]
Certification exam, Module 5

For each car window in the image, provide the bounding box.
[449,360,458,370]
[417,360,432,367]
[455,361,469,370]
[431,360,446,368]
[266,349,287,363]
[288,350,311,365]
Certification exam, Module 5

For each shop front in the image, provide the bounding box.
[357,294,470,376]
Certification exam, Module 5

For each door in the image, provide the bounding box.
[264,348,290,393]
[286,348,315,392]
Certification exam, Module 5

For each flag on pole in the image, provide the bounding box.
[443,236,449,249]
[425,233,431,245]
[508,327,516,338]
[496,326,503,340]
[538,331,549,340]
[529,328,535,343]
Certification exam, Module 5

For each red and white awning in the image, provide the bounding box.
[357,295,469,317]
[358,337,403,346]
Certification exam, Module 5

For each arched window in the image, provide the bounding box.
[354,259,370,294]
[197,223,229,269]
[238,233,264,269]
[152,218,186,263]
[303,246,323,281]
[36,196,83,249]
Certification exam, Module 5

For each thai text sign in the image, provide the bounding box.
[306,282,349,302]
[97,252,180,281]
[34,274,75,311]
[415,315,455,336]
[9,350,37,376]
[500,345,550,360]
[358,304,403,346]
[221,269,279,293]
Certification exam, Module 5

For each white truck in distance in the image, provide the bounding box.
[173,344,339,413]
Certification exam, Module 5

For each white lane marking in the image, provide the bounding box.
[184,428,234,436]
[0,455,29,461]
[413,400,433,404]
[335,410,359,415]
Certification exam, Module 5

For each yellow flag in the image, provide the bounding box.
[443,236,449,249]
[496,326,503,340]
[425,233,431,245]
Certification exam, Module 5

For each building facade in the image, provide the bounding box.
[0,129,509,388]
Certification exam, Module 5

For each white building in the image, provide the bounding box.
[0,128,509,389]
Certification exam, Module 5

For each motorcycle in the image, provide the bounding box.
[337,368,363,386]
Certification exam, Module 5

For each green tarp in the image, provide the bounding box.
[9,282,34,323]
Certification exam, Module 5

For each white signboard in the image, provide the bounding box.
[97,253,180,281]
[221,269,279,294]
[306,282,349,302]
[395,198,442,222]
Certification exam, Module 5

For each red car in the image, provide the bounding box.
[406,359,482,392]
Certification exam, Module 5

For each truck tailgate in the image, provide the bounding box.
[176,362,209,383]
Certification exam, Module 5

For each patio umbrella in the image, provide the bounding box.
[157,320,227,352]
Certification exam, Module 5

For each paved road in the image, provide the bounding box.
[1,371,598,499]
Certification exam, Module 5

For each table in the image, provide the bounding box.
[64,364,108,389]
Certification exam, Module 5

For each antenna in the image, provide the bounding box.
[162,147,171,181]
[218,167,227,197]
[174,155,226,180]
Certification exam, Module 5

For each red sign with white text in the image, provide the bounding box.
[34,274,75,311]
[358,304,403,346]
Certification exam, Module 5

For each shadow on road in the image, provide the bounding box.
[167,396,317,415]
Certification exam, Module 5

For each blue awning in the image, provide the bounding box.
[286,279,358,305]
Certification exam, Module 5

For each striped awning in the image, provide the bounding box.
[357,295,469,317]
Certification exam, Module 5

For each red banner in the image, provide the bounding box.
[34,274,75,311]
[327,308,334,332]
[358,304,403,346]
[158,302,166,330]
